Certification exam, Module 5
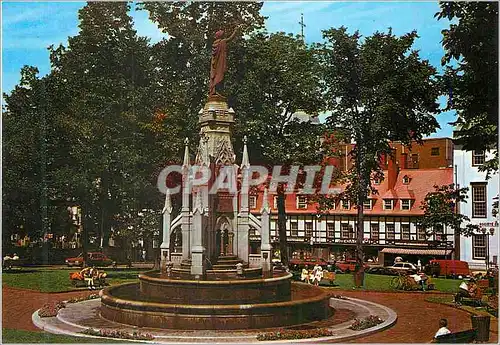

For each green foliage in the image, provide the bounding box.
[317,26,440,263]
[418,184,480,237]
[436,2,499,175]
[2,267,143,293]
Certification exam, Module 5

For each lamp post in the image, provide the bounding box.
[481,227,495,271]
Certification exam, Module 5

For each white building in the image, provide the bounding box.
[454,146,499,271]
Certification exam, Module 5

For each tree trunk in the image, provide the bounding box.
[277,187,289,267]
[81,202,90,268]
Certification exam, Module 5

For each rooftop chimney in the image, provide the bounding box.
[387,150,398,190]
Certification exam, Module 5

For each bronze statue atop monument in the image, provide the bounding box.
[209,25,242,97]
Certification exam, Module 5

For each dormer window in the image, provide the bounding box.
[402,175,410,185]
[363,199,373,210]
[401,199,411,210]
[296,195,307,209]
[383,199,393,210]
[342,200,350,210]
[249,196,257,209]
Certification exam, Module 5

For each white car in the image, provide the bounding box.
[390,262,417,273]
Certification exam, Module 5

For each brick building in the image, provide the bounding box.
[249,137,455,266]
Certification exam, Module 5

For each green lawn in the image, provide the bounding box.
[2,267,146,292]
[2,329,142,343]
[317,273,462,293]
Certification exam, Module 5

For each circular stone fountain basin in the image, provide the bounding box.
[100,276,333,330]
[138,271,292,304]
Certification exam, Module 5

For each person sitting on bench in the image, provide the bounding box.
[433,318,451,341]
[455,278,478,304]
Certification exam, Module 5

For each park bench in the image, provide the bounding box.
[435,329,477,343]
[3,258,26,271]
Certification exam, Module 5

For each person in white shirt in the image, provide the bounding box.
[434,318,451,340]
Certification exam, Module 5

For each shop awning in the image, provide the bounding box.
[381,248,453,256]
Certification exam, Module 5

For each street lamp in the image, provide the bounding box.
[481,227,495,271]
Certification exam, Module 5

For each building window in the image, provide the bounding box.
[402,175,410,185]
[363,199,372,210]
[434,224,444,241]
[305,222,313,237]
[249,196,257,209]
[472,234,486,259]
[472,183,487,218]
[386,224,395,240]
[472,150,485,166]
[401,224,410,240]
[290,222,298,237]
[341,223,354,239]
[370,223,379,240]
[431,147,440,156]
[373,178,381,185]
[383,199,393,210]
[273,196,278,209]
[401,199,411,210]
[417,226,427,241]
[296,196,307,209]
[327,223,335,238]
[342,200,350,210]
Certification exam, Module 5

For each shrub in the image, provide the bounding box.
[38,301,66,318]
[349,315,384,330]
[81,328,154,341]
[257,328,335,341]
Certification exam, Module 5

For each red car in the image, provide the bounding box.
[336,259,367,273]
[289,257,328,269]
[65,252,114,267]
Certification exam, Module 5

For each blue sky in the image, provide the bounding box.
[2,1,455,137]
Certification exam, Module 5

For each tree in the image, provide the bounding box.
[418,184,479,245]
[436,2,499,175]
[231,32,326,266]
[140,1,266,147]
[142,2,325,266]
[47,2,158,252]
[318,27,440,269]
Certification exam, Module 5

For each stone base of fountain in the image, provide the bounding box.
[100,272,333,330]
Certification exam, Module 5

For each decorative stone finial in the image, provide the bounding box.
[162,189,173,214]
[241,136,250,169]
[183,137,190,168]
[261,188,271,214]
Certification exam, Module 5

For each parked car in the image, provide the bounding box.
[65,252,114,267]
[336,259,368,273]
[289,257,328,271]
[366,266,397,276]
[390,262,417,274]
[425,259,471,278]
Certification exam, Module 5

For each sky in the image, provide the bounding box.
[2,1,456,138]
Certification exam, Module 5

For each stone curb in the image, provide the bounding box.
[33,296,397,344]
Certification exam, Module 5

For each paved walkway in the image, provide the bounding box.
[2,286,497,343]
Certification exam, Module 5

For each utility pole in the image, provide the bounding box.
[299,13,306,42]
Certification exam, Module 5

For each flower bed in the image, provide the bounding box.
[81,328,154,341]
[38,301,66,318]
[66,293,99,303]
[257,328,335,341]
[349,315,384,330]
